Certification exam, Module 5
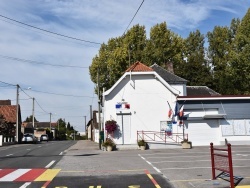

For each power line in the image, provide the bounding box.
[0,80,96,98]
[34,99,49,114]
[29,89,96,98]
[123,0,144,35]
[19,87,32,99]
[0,14,102,45]
[0,55,88,68]
[0,18,98,47]
[0,80,16,87]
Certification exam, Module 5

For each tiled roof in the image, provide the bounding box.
[186,86,221,96]
[0,105,17,123]
[22,122,57,128]
[151,63,187,84]
[125,61,153,72]
[0,100,11,105]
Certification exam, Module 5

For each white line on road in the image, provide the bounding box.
[160,166,250,170]
[45,160,56,168]
[19,182,31,188]
[6,154,13,156]
[138,154,161,174]
[0,169,31,181]
[59,152,63,155]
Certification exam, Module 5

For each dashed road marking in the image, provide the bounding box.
[45,160,56,168]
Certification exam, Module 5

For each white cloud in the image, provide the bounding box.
[0,0,249,132]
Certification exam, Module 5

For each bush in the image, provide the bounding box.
[137,139,146,146]
[102,138,115,147]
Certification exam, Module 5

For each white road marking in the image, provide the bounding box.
[45,160,56,168]
[160,166,250,170]
[138,154,161,174]
[6,154,13,157]
[19,182,31,188]
[59,152,63,155]
[0,169,31,181]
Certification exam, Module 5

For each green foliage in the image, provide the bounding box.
[137,139,146,146]
[90,8,250,95]
[183,30,213,87]
[102,138,115,147]
[24,115,39,122]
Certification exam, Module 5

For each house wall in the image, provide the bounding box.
[104,74,178,145]
[171,84,186,96]
[178,99,250,146]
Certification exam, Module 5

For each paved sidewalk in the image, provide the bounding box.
[57,141,250,188]
[66,140,100,151]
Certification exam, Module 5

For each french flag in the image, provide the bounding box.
[179,105,184,117]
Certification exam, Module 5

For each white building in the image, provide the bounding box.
[102,62,250,147]
[103,62,187,145]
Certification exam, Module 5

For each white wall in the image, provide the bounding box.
[104,74,178,144]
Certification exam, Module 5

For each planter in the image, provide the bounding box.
[107,146,113,152]
[140,145,146,150]
[181,142,192,149]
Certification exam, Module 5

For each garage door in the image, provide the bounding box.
[185,120,220,146]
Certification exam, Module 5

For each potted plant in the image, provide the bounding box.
[181,139,192,149]
[102,138,115,151]
[137,139,147,150]
[105,120,117,135]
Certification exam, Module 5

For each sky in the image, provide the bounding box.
[0,0,249,132]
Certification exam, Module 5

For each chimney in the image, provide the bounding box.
[165,62,174,74]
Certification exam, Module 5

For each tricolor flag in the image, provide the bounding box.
[179,105,184,117]
[167,101,173,118]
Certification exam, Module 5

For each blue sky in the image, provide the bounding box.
[0,0,249,132]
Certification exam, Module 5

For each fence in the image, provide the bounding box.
[210,142,243,188]
[137,131,187,144]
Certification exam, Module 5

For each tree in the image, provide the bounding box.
[230,9,250,94]
[145,22,184,74]
[182,30,213,87]
[89,24,148,96]
[24,115,39,122]
[57,118,67,140]
[67,122,71,130]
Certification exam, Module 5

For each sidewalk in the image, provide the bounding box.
[59,141,250,188]
[66,140,100,150]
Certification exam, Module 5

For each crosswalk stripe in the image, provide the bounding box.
[0,169,31,181]
[15,169,47,181]
[34,169,61,181]
[0,169,16,178]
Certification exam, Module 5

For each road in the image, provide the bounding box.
[1,141,249,188]
[0,141,76,188]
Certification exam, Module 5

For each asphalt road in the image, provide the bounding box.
[1,141,250,188]
[51,141,250,188]
[0,140,76,188]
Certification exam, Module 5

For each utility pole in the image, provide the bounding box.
[16,84,19,143]
[97,68,101,149]
[49,113,52,140]
[84,115,86,131]
[90,105,92,140]
[32,97,35,129]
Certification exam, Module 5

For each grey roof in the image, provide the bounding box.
[186,86,221,96]
[151,63,187,84]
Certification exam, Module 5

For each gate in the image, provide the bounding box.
[210,142,243,188]
[137,131,187,144]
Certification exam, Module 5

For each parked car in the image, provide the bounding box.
[22,133,38,144]
[40,134,49,142]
